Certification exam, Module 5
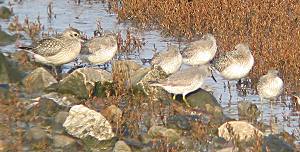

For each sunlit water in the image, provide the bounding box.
[0,0,299,139]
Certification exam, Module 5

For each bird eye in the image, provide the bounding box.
[74,33,78,37]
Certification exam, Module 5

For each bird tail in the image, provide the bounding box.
[18,46,33,50]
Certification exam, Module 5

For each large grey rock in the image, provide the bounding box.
[218,121,263,143]
[22,67,57,94]
[58,67,112,99]
[63,105,115,141]
[0,53,23,83]
[113,141,132,152]
[0,6,12,19]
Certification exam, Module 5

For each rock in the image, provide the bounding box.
[129,67,151,87]
[187,88,223,117]
[0,6,12,19]
[0,53,24,83]
[58,67,112,99]
[26,126,50,149]
[148,126,180,142]
[102,105,122,123]
[63,105,115,141]
[263,135,294,152]
[41,92,82,107]
[113,140,132,152]
[53,135,78,151]
[238,100,260,121]
[112,60,142,74]
[10,51,37,71]
[0,140,6,151]
[166,115,191,130]
[22,67,57,94]
[137,66,168,97]
[218,121,263,143]
[53,111,69,133]
[0,29,17,46]
[29,92,81,118]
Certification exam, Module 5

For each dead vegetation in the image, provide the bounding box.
[107,0,300,94]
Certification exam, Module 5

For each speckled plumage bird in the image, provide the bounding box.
[212,43,254,80]
[150,65,214,107]
[20,27,84,66]
[81,30,118,65]
[257,70,284,121]
[151,45,182,74]
[182,33,217,66]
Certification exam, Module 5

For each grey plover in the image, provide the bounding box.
[81,30,117,65]
[20,27,84,66]
[182,33,217,66]
[257,70,284,123]
[151,45,182,74]
[150,65,214,107]
[212,43,254,80]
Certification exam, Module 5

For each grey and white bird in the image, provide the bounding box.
[151,45,182,74]
[19,27,84,66]
[150,65,214,107]
[212,43,254,80]
[182,33,217,66]
[257,70,284,121]
[81,30,118,65]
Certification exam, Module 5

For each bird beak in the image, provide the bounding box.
[208,65,217,82]
[211,73,217,82]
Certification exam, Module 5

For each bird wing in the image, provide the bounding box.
[30,37,65,57]
[87,36,116,54]
[159,68,198,86]
[181,39,213,58]
[151,47,179,65]
[212,49,244,71]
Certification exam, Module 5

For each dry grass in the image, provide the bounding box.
[108,0,300,93]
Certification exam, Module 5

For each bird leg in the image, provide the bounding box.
[183,95,191,107]
[172,94,176,100]
[260,97,264,122]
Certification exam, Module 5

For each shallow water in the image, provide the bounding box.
[0,0,299,141]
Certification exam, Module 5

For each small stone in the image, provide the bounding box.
[218,121,263,143]
[26,126,50,149]
[63,105,115,141]
[148,126,180,142]
[0,140,6,151]
[0,29,17,46]
[113,140,132,152]
[238,100,260,121]
[0,6,12,19]
[22,67,57,94]
[53,111,69,133]
[102,105,122,123]
[167,115,191,130]
[0,53,23,83]
[53,135,77,151]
